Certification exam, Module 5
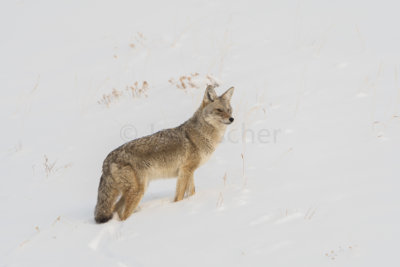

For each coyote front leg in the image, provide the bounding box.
[174,167,195,202]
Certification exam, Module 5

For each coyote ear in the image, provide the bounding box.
[220,86,234,101]
[203,85,218,103]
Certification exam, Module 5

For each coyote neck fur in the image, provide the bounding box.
[181,107,226,153]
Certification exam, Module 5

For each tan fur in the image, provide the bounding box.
[94,85,234,223]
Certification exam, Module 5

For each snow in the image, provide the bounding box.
[1,0,400,266]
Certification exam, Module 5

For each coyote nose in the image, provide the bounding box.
[229,117,234,122]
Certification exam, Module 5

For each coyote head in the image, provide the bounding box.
[200,85,234,126]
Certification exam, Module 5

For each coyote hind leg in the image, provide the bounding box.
[114,195,125,218]
[109,164,144,221]
[119,185,145,221]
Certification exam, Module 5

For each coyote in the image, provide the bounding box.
[94,84,234,223]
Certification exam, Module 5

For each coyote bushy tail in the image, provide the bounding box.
[94,174,115,223]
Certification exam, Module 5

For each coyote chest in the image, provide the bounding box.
[196,128,225,166]
[198,144,217,166]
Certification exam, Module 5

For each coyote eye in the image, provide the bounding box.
[216,108,223,112]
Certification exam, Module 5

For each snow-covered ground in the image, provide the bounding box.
[1,0,400,266]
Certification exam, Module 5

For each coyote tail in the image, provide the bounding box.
[94,174,115,223]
